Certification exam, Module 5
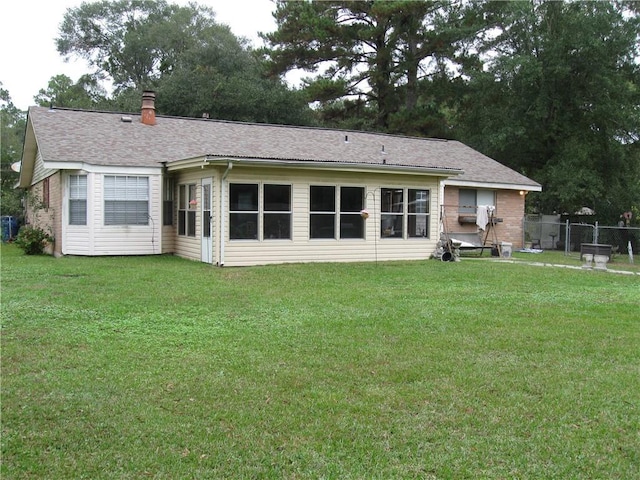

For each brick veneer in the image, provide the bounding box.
[443,186,525,248]
[25,172,62,256]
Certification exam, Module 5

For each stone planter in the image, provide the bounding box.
[593,254,608,271]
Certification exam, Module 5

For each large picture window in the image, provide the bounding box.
[310,185,365,239]
[178,184,196,236]
[381,188,430,238]
[230,183,258,239]
[263,184,291,240]
[69,175,87,225]
[104,176,149,225]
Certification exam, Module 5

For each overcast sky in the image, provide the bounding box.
[0,0,278,111]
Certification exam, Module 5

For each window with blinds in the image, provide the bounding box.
[69,175,87,225]
[104,176,149,225]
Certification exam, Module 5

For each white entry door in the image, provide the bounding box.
[201,178,213,263]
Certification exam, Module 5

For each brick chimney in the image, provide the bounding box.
[141,90,156,126]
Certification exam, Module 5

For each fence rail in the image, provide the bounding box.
[523,216,639,258]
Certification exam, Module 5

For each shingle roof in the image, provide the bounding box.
[27,106,541,188]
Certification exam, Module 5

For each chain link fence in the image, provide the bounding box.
[523,214,639,259]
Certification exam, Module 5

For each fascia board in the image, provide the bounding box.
[43,162,162,175]
[198,157,463,178]
[443,178,542,192]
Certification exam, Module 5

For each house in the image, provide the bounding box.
[18,92,541,266]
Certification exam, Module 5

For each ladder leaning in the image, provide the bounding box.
[479,208,501,257]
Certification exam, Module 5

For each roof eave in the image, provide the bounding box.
[444,178,542,192]
[165,155,463,177]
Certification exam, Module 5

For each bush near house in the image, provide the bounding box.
[13,226,53,255]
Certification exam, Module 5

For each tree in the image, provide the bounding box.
[453,0,640,218]
[155,27,314,125]
[56,0,313,124]
[0,84,26,219]
[56,0,225,92]
[34,74,107,109]
[263,0,489,132]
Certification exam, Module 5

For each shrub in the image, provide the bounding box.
[14,226,53,255]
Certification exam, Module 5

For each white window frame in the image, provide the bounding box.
[408,189,430,238]
[178,183,197,237]
[263,184,292,240]
[69,174,87,226]
[310,185,365,240]
[229,183,259,240]
[381,187,431,239]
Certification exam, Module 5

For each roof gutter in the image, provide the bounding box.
[219,161,233,266]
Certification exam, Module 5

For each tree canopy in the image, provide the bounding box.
[2,0,638,223]
[263,0,640,220]
[57,0,222,92]
[452,0,640,217]
[34,74,107,109]
[55,0,313,123]
[0,84,26,218]
[263,0,497,133]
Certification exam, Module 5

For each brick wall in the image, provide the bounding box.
[443,186,525,248]
[25,172,62,256]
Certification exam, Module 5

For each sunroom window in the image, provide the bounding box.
[310,185,365,239]
[263,184,291,240]
[178,184,196,237]
[381,188,404,237]
[163,177,174,226]
[230,183,258,239]
[408,189,430,238]
[339,186,364,239]
[381,188,430,239]
[310,185,335,239]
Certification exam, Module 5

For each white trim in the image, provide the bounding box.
[194,156,463,178]
[201,177,213,264]
[43,162,162,175]
[443,179,542,192]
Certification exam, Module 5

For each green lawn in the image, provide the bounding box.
[1,244,639,479]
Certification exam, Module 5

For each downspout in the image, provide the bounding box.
[219,161,233,266]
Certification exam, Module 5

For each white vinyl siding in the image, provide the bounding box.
[219,166,441,267]
[172,171,205,261]
[62,171,162,256]
[31,149,57,185]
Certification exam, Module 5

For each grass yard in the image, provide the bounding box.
[1,244,639,479]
